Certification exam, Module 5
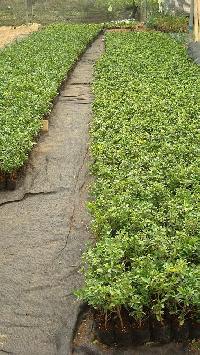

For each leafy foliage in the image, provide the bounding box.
[147,15,188,32]
[77,32,200,324]
[0,0,136,26]
[0,23,101,173]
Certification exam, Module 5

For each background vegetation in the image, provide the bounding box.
[0,0,166,26]
[0,0,139,25]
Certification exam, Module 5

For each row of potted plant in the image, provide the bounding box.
[76,31,200,345]
[147,14,188,33]
[0,171,17,190]
[94,307,200,346]
[0,23,102,176]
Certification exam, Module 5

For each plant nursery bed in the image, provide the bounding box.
[0,23,102,190]
[75,30,200,352]
[147,15,188,33]
[72,308,200,354]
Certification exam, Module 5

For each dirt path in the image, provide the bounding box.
[0,35,104,355]
[0,23,40,48]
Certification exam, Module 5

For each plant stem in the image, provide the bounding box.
[117,307,124,329]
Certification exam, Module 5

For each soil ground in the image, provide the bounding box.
[0,23,40,48]
[0,35,104,355]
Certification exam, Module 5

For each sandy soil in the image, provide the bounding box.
[0,23,40,48]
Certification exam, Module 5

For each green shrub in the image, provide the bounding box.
[0,23,101,173]
[77,32,200,324]
[147,14,188,32]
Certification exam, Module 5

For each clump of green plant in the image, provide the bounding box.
[0,23,102,173]
[76,31,200,325]
[147,14,188,32]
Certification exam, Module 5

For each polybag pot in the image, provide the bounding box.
[114,310,132,346]
[115,324,132,346]
[132,320,151,345]
[6,172,17,191]
[94,312,116,345]
[171,318,189,342]
[0,174,6,190]
[190,321,200,340]
[151,319,171,343]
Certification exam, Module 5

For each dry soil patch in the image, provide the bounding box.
[0,23,40,48]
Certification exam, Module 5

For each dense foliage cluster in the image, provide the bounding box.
[0,0,138,26]
[0,23,101,173]
[77,32,200,325]
[147,15,188,32]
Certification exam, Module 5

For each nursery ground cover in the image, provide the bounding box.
[78,32,200,326]
[0,23,101,173]
[147,15,188,33]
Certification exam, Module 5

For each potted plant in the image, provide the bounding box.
[151,300,171,343]
[6,171,17,190]
[113,306,133,346]
[0,172,6,190]
[93,309,116,345]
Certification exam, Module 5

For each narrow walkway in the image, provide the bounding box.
[0,35,104,355]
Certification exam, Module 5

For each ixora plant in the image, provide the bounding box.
[76,31,200,345]
[0,23,101,175]
[147,14,189,32]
